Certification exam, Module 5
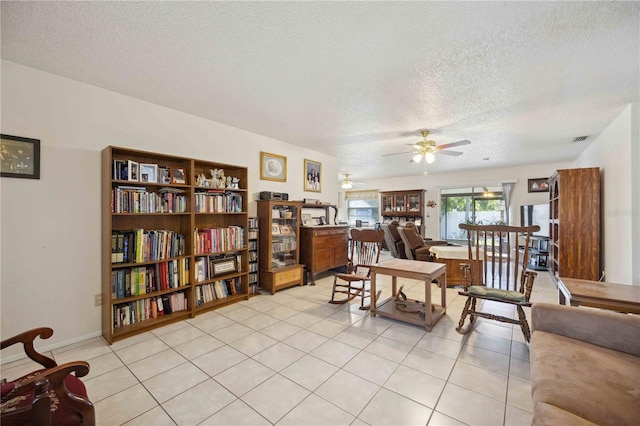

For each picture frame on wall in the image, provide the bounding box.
[0,134,41,179]
[528,177,550,193]
[260,151,286,182]
[304,159,321,192]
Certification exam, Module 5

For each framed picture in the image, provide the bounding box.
[301,213,313,227]
[528,177,550,193]
[140,163,158,183]
[1,134,41,179]
[127,160,139,182]
[171,167,187,184]
[280,224,292,234]
[304,159,321,192]
[271,223,281,234]
[211,256,238,276]
[260,151,286,182]
[159,166,171,184]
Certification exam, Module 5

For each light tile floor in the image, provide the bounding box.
[1,256,559,425]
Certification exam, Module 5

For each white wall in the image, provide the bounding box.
[0,60,338,357]
[573,103,639,284]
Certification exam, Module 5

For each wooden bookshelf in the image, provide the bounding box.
[257,200,304,294]
[548,167,600,282]
[102,146,249,344]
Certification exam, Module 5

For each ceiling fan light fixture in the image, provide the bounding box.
[425,152,435,163]
[341,181,353,189]
[412,153,424,163]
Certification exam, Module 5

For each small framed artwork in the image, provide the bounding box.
[140,163,158,183]
[271,223,281,235]
[1,134,41,179]
[127,160,139,182]
[159,166,171,184]
[528,177,550,193]
[280,224,292,234]
[301,213,313,227]
[211,256,238,276]
[304,159,321,192]
[171,167,187,184]
[260,151,286,182]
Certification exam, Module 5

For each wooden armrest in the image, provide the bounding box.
[0,328,56,369]
[14,361,90,392]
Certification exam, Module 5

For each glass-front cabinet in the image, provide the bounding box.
[380,189,426,234]
[257,200,304,294]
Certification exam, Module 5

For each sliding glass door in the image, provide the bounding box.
[440,186,505,243]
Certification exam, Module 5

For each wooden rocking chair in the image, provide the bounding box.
[456,224,540,342]
[329,229,384,309]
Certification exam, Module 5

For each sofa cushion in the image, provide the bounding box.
[532,402,598,426]
[530,331,640,426]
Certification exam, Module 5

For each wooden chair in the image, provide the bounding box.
[329,229,384,309]
[456,224,540,342]
[1,328,95,426]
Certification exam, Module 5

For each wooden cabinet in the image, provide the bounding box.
[381,190,425,233]
[549,168,600,281]
[300,225,350,285]
[381,190,424,216]
[102,146,249,344]
[257,200,304,294]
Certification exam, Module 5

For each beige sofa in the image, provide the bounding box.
[530,303,640,425]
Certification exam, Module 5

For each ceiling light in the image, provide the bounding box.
[341,180,353,189]
[425,152,435,163]
[412,153,423,163]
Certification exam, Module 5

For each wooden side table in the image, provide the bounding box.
[370,259,446,331]
[558,277,640,314]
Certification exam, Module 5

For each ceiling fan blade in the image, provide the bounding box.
[436,150,463,156]
[437,139,471,149]
[381,150,415,157]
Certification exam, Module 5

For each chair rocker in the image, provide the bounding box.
[1,327,95,426]
[329,228,384,310]
[455,224,540,342]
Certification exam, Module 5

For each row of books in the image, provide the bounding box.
[111,259,189,298]
[111,229,185,264]
[248,230,258,240]
[111,186,187,213]
[194,253,241,283]
[194,226,246,254]
[194,191,243,213]
[248,217,259,229]
[271,237,297,253]
[249,272,258,285]
[195,278,241,305]
[113,293,188,329]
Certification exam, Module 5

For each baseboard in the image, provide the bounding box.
[2,330,103,364]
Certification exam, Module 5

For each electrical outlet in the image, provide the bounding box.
[95,294,102,306]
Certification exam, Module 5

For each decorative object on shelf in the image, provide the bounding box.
[302,213,312,226]
[139,163,158,183]
[171,166,187,184]
[260,151,287,182]
[128,160,139,181]
[426,200,437,208]
[304,198,320,204]
[159,166,171,183]
[528,177,550,193]
[0,134,40,179]
[304,159,322,192]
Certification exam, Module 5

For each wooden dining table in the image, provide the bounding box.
[558,277,640,314]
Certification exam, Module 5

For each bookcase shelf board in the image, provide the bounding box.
[102,146,249,344]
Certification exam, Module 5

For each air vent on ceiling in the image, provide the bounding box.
[573,136,589,142]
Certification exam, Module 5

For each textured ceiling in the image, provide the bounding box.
[2,1,638,183]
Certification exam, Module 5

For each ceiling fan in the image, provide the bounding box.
[340,173,367,189]
[382,130,471,174]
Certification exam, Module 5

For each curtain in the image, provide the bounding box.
[501,182,515,224]
[345,189,379,201]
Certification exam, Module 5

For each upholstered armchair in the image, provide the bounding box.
[381,221,406,259]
